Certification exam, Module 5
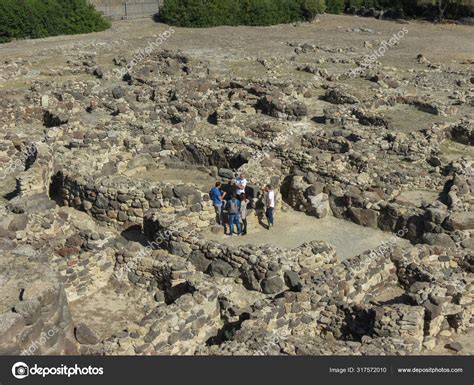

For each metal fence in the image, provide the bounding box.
[89,0,161,20]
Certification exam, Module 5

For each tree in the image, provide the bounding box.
[326,0,345,13]
[419,0,472,20]
[436,0,451,19]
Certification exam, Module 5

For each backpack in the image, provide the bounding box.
[227,199,239,214]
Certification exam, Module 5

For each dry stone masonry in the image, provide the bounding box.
[0,15,472,356]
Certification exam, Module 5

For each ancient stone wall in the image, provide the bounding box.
[14,142,53,198]
[143,210,399,303]
[52,246,116,302]
[54,173,211,228]
[283,172,472,248]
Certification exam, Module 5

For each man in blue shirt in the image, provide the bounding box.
[209,182,226,225]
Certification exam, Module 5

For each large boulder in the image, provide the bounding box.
[443,212,474,231]
[261,275,285,294]
[75,323,100,345]
[284,271,302,292]
[8,214,29,232]
[307,193,330,219]
[173,185,202,204]
[422,233,456,248]
[348,207,378,228]
[207,260,233,277]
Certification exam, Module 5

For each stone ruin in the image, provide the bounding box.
[0,21,472,356]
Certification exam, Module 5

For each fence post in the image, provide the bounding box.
[124,2,127,19]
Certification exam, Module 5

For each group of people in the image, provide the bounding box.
[209,172,275,236]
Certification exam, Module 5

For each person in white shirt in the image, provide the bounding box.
[235,173,247,195]
[264,184,275,229]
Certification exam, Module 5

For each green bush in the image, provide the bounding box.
[160,0,326,27]
[326,0,345,13]
[0,0,111,43]
[301,0,327,18]
[344,0,473,18]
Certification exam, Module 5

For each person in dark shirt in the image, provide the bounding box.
[221,180,234,202]
[226,193,241,236]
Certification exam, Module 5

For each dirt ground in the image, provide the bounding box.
[1,14,473,84]
[204,206,410,259]
[69,281,155,341]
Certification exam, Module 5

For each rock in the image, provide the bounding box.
[207,259,233,277]
[348,207,378,228]
[426,207,448,224]
[423,337,436,350]
[308,193,330,218]
[373,305,425,349]
[93,67,104,79]
[8,214,29,231]
[257,94,307,120]
[241,269,261,291]
[154,291,166,303]
[41,95,49,108]
[112,86,124,99]
[218,168,234,179]
[261,276,285,294]
[14,300,41,325]
[325,87,359,104]
[0,313,25,341]
[422,233,456,248]
[284,271,302,292]
[173,185,202,204]
[43,110,68,127]
[444,212,474,231]
[460,237,474,249]
[189,252,211,272]
[75,323,100,345]
[446,342,463,352]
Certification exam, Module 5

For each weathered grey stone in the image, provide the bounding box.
[422,233,456,248]
[14,300,41,326]
[207,260,233,277]
[261,276,285,294]
[8,214,29,231]
[284,271,302,292]
[218,168,234,179]
[75,323,100,345]
[348,207,378,228]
